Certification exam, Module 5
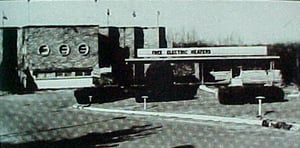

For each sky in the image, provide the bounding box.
[0,0,300,45]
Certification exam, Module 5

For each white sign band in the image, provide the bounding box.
[137,46,267,58]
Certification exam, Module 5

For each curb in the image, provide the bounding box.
[73,104,300,131]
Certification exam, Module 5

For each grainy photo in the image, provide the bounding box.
[0,0,300,147]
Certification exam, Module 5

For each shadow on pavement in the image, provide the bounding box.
[173,145,195,148]
[1,124,162,148]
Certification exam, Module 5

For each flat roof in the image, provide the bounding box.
[23,25,99,28]
[0,25,99,29]
[0,25,165,29]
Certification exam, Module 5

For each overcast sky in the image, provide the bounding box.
[0,0,299,45]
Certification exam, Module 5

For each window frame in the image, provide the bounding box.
[38,44,51,56]
[78,43,90,56]
[59,44,71,56]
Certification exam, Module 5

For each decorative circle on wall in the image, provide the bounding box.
[38,45,50,56]
[78,43,90,56]
[59,44,71,56]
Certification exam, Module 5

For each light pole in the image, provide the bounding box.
[132,10,136,26]
[94,0,100,26]
[2,11,8,27]
[157,11,160,27]
[106,9,110,26]
[27,0,30,25]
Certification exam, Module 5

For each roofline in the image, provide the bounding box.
[0,25,166,29]
[0,25,99,29]
[99,26,165,29]
[23,24,99,28]
[0,26,22,29]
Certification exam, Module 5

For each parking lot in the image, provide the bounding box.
[0,85,299,148]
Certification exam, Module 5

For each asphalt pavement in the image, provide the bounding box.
[0,88,299,148]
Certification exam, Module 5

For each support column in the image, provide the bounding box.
[194,63,200,80]
[201,63,204,84]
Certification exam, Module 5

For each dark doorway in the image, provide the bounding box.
[0,28,22,92]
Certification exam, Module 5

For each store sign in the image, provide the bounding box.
[137,46,267,58]
[38,43,90,56]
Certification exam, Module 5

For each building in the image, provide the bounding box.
[0,25,167,92]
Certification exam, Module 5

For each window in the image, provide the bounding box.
[59,44,71,56]
[78,43,89,55]
[38,45,50,56]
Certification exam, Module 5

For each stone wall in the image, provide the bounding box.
[1,25,167,91]
[23,26,99,71]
